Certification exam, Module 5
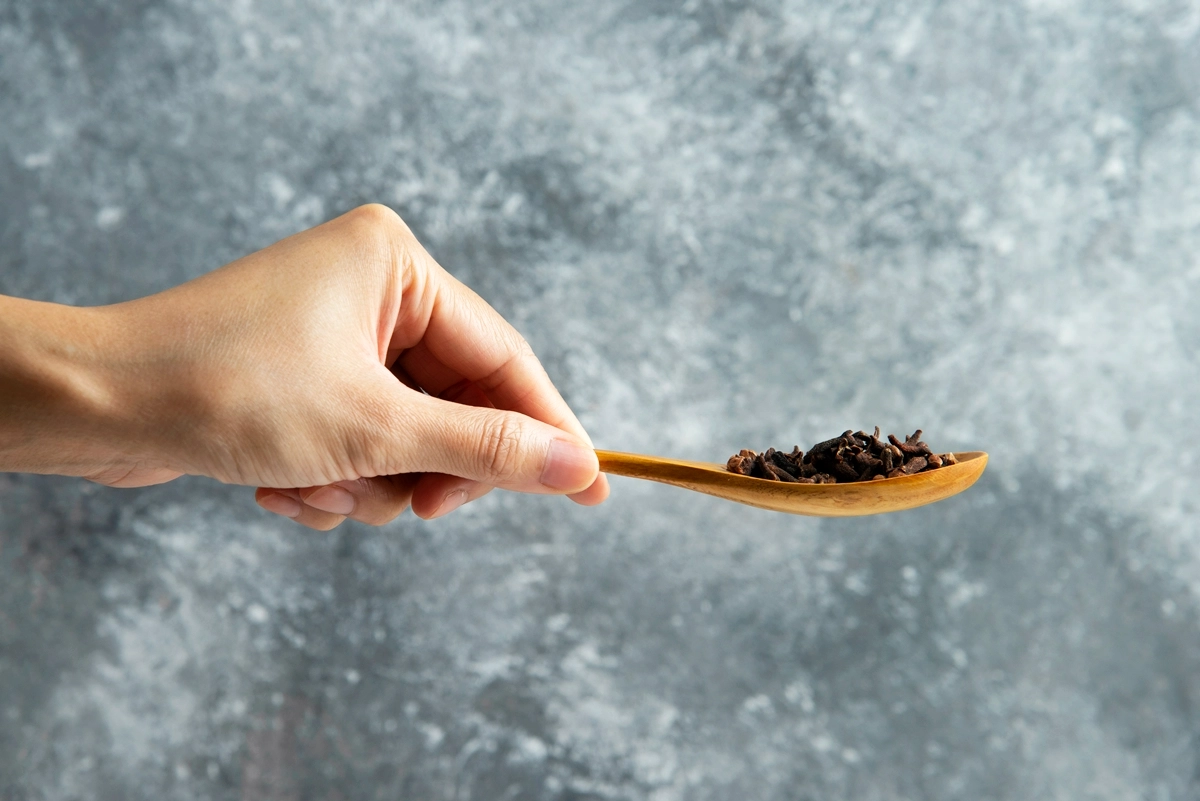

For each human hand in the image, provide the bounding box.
[3,205,608,529]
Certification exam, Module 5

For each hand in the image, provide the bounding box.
[0,205,608,529]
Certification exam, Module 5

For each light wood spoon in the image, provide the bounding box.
[596,449,988,517]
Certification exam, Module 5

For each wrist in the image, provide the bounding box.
[0,297,125,476]
[84,296,216,483]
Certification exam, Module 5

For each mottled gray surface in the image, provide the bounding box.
[2,0,1199,798]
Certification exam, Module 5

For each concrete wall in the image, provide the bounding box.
[2,1,1199,798]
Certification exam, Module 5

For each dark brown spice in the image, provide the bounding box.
[726,428,958,483]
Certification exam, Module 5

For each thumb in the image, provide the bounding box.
[391,390,600,494]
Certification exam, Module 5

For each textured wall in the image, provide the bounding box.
[3,1,1200,798]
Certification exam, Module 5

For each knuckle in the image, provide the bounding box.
[477,415,527,484]
[305,516,345,532]
[344,204,432,291]
[356,498,409,527]
[513,337,538,365]
[350,475,414,527]
[343,204,409,257]
[348,202,404,231]
[354,508,401,527]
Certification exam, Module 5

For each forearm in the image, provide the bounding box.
[0,296,124,476]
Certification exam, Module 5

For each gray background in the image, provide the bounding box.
[2,0,1199,798]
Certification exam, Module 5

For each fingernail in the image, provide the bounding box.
[433,489,468,518]
[540,439,598,491]
[260,491,302,519]
[303,485,356,515]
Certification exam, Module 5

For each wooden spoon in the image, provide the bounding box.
[596,449,988,517]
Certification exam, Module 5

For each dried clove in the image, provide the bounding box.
[726,428,958,483]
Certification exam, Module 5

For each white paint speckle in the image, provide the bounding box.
[893,17,924,58]
[1102,155,1127,181]
[784,679,815,713]
[947,580,988,610]
[293,194,323,221]
[419,722,444,750]
[513,733,548,762]
[991,230,1016,255]
[844,573,869,595]
[95,206,125,229]
[812,734,835,753]
[22,151,52,169]
[264,173,295,207]
[739,694,774,720]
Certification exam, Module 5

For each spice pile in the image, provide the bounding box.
[726,428,958,484]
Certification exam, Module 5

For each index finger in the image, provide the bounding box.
[390,233,592,447]
[384,214,609,504]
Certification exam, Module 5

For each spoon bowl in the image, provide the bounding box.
[596,449,988,517]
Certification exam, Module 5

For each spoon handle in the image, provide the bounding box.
[595,449,718,482]
[597,449,663,479]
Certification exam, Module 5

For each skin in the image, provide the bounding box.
[0,204,609,530]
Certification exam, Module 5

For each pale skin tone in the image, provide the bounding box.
[0,204,609,529]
